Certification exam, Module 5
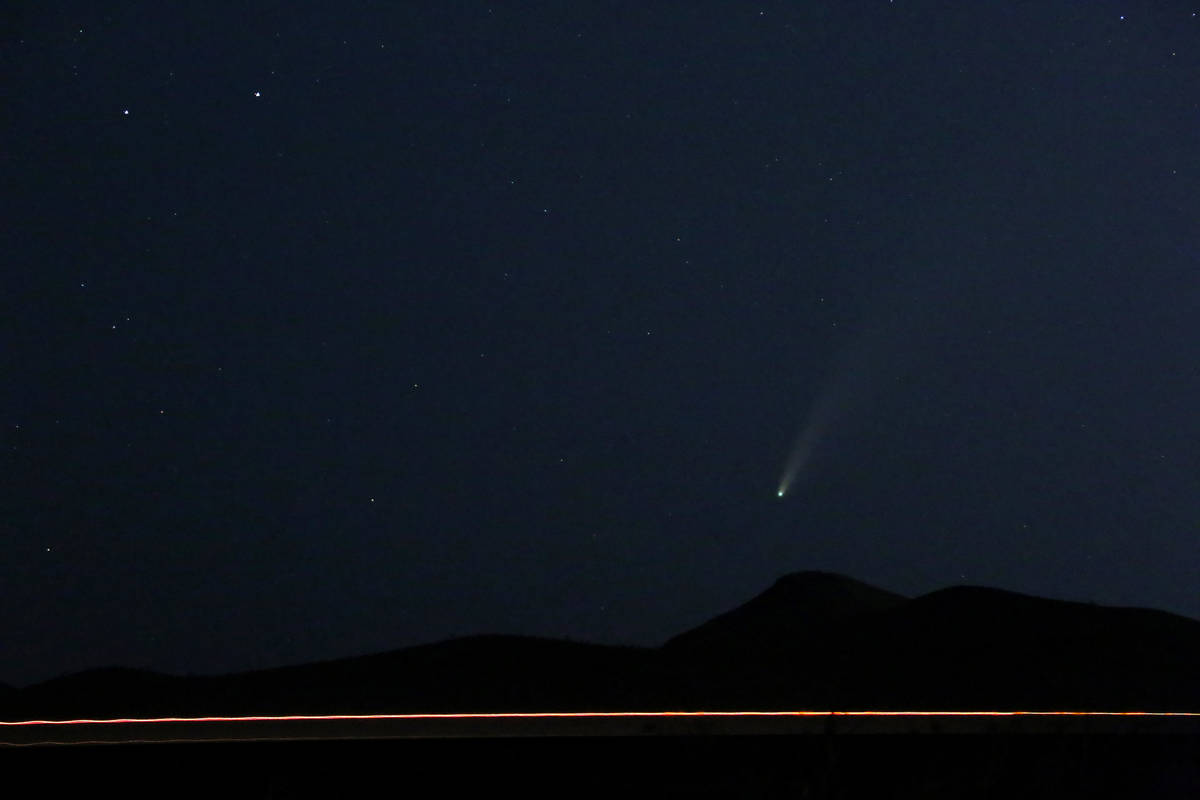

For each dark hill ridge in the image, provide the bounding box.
[8,637,667,719]
[3,572,1199,718]
[664,570,908,653]
[812,585,1200,710]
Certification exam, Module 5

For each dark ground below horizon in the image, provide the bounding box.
[4,733,1199,797]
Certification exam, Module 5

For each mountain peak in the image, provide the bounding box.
[664,571,907,651]
[771,570,876,589]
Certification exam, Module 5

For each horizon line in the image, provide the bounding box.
[5,709,1199,727]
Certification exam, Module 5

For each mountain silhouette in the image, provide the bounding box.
[4,572,1199,719]
[664,570,907,653]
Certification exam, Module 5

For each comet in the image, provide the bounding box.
[773,258,949,501]
[774,394,832,499]
[774,311,892,500]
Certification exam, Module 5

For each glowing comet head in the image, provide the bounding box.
[776,489,785,498]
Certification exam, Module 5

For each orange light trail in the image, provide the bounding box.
[2,709,1198,727]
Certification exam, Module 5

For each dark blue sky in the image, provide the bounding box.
[4,1,1198,686]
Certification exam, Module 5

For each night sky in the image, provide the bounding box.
[4,2,1199,687]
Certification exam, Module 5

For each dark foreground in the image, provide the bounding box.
[4,732,1198,798]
